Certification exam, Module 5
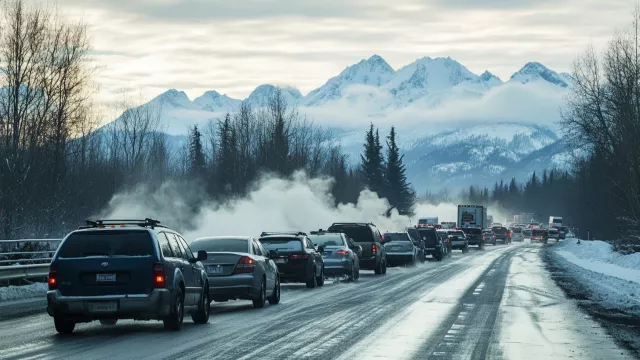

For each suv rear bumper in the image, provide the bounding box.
[47,289,172,321]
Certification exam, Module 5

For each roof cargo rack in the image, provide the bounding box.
[79,218,165,230]
[260,231,307,237]
[329,222,376,227]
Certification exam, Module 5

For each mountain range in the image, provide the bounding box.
[107,55,575,192]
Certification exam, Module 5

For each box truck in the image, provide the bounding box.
[457,205,487,249]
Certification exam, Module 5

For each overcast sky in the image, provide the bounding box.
[58,0,632,108]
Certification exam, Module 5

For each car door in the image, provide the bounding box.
[305,237,322,273]
[253,239,276,291]
[167,233,196,306]
[177,235,203,300]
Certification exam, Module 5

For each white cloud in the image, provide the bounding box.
[54,0,631,123]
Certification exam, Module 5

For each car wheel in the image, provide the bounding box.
[54,316,75,334]
[163,287,184,331]
[317,267,325,287]
[420,252,426,263]
[192,283,210,324]
[306,269,318,288]
[348,263,356,282]
[99,319,117,326]
[381,259,387,274]
[374,259,382,275]
[253,278,267,308]
[462,245,469,253]
[268,276,281,304]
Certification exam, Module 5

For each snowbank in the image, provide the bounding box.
[0,282,48,302]
[550,240,640,314]
[554,240,640,283]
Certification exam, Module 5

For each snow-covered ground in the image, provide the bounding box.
[0,282,47,302]
[550,239,640,314]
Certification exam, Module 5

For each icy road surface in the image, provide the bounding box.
[0,243,633,360]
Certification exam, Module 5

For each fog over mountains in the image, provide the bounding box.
[106,55,574,192]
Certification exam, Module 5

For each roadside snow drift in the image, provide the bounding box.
[0,282,48,302]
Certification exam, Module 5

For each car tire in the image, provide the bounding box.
[374,259,383,275]
[316,267,325,287]
[54,316,75,334]
[163,287,184,331]
[348,263,357,282]
[192,283,210,324]
[420,252,426,263]
[306,269,318,288]
[99,319,117,326]
[268,277,281,304]
[381,259,387,274]
[253,278,267,308]
[462,245,469,253]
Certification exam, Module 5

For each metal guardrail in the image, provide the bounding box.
[0,239,62,281]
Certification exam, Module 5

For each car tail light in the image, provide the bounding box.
[336,249,349,256]
[153,263,165,288]
[289,254,309,260]
[233,256,256,274]
[371,244,377,254]
[48,265,57,290]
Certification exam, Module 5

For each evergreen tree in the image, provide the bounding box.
[384,126,416,216]
[188,125,206,178]
[217,113,236,193]
[360,123,385,195]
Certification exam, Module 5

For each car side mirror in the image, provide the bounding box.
[196,250,207,262]
[269,250,278,258]
[353,245,363,252]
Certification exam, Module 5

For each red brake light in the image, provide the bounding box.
[48,266,57,290]
[289,254,309,260]
[371,244,377,254]
[233,256,256,274]
[153,263,165,288]
[336,249,349,256]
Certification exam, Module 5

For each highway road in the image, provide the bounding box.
[0,242,634,360]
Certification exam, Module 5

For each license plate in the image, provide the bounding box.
[275,258,286,264]
[96,273,116,282]
[207,266,223,274]
[88,301,117,312]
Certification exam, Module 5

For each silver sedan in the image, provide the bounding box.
[189,236,280,308]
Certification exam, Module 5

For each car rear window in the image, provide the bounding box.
[462,228,482,235]
[58,231,154,258]
[511,227,522,233]
[308,234,345,247]
[492,227,507,234]
[417,229,438,242]
[190,238,249,253]
[259,237,303,251]
[328,225,374,242]
[383,233,410,242]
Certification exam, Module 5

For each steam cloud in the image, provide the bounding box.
[100,172,420,242]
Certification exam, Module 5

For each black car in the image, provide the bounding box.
[407,227,447,261]
[258,232,325,288]
[383,232,423,266]
[462,227,484,249]
[47,219,210,334]
[308,230,362,281]
[490,226,511,245]
[327,223,387,275]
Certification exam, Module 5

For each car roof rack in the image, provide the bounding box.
[329,222,376,227]
[79,218,165,230]
[260,231,307,237]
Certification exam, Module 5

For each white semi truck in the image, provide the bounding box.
[457,205,487,249]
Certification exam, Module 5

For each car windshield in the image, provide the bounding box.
[384,233,411,242]
[308,234,345,247]
[190,238,249,253]
[328,225,374,242]
[58,231,154,258]
[259,237,303,251]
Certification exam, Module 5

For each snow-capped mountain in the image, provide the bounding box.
[509,62,570,88]
[304,55,395,106]
[103,54,573,190]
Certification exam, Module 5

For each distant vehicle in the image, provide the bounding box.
[308,230,361,281]
[528,222,541,229]
[513,214,523,224]
[510,227,524,242]
[531,229,548,243]
[557,226,568,240]
[549,216,563,229]
[327,223,387,275]
[383,232,421,266]
[418,217,439,227]
[190,236,280,308]
[440,222,456,229]
[490,226,512,245]
[548,228,560,241]
[491,222,503,227]
[522,227,533,238]
[439,229,469,253]
[407,227,448,261]
[458,205,487,249]
[47,219,210,334]
[258,232,325,288]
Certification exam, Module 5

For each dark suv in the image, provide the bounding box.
[408,227,447,261]
[258,232,325,288]
[462,227,484,249]
[47,219,210,334]
[327,223,387,274]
